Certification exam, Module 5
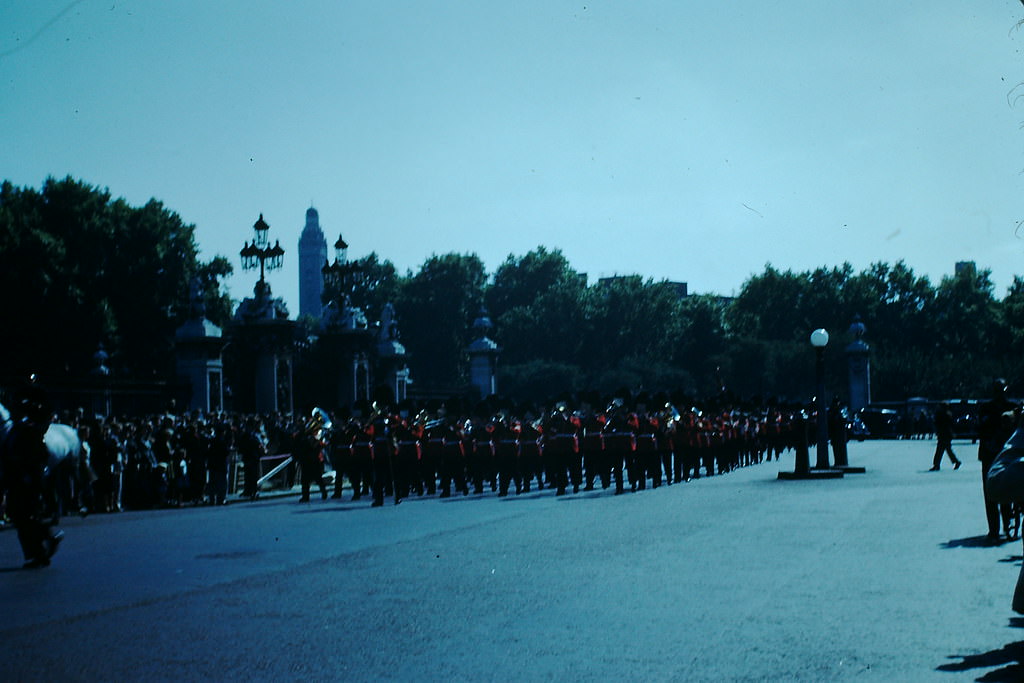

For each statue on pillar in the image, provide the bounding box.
[845,314,871,415]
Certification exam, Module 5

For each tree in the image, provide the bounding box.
[321,251,401,324]
[673,294,730,394]
[578,276,684,392]
[485,247,580,320]
[933,262,999,356]
[0,177,231,383]
[487,248,588,368]
[395,253,486,389]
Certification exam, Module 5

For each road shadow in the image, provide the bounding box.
[941,536,1014,549]
[938,641,1024,681]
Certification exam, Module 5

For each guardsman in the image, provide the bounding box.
[370,404,398,507]
[543,401,581,495]
[464,411,489,495]
[294,414,328,503]
[603,398,635,495]
[657,404,677,485]
[348,408,374,501]
[328,412,352,499]
[393,405,423,497]
[581,400,608,491]
[518,409,544,492]
[634,406,658,491]
[415,406,439,496]
[490,410,522,496]
[431,405,468,498]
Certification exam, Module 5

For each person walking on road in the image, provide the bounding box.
[930,403,961,471]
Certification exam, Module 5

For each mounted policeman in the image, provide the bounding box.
[1,378,79,568]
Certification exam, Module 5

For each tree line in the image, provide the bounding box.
[3,177,1021,406]
[326,247,1024,406]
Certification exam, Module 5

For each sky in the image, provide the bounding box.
[4,0,1024,315]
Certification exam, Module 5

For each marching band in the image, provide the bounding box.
[298,395,810,506]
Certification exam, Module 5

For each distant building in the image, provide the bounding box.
[298,207,328,319]
[955,261,976,277]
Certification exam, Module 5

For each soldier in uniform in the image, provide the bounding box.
[2,384,64,568]
[370,405,398,507]
[465,408,492,495]
[294,416,327,503]
[602,399,634,495]
[634,399,659,490]
[348,408,374,501]
[430,404,468,498]
[393,405,424,497]
[490,410,522,496]
[581,399,608,491]
[328,409,352,499]
[542,401,580,496]
[518,407,544,492]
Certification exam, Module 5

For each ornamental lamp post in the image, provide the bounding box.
[322,235,362,306]
[239,213,284,297]
[810,328,831,470]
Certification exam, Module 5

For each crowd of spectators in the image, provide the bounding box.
[39,409,304,515]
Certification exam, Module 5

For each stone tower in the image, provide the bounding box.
[298,207,328,320]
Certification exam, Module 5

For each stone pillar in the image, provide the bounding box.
[376,303,411,405]
[230,282,295,414]
[175,318,226,413]
[845,315,871,414]
[468,307,500,400]
[317,297,375,409]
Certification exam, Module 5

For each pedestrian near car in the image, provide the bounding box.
[978,379,1017,542]
[930,403,961,471]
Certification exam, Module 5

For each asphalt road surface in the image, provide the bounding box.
[2,439,1023,682]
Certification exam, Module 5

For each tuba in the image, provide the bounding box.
[306,407,333,441]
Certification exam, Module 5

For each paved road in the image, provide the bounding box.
[1,439,1022,681]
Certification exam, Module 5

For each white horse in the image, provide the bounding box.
[0,400,82,517]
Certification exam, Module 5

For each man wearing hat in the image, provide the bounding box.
[2,381,64,568]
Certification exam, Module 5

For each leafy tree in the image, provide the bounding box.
[673,294,730,394]
[485,247,580,320]
[0,176,231,383]
[1001,277,1024,358]
[489,252,589,367]
[579,276,684,390]
[395,253,486,389]
[321,251,400,324]
[728,265,813,342]
[932,262,999,356]
[845,261,934,352]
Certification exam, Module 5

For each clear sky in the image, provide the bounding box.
[4,1,1024,314]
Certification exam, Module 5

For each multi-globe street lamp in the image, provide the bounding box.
[239,213,284,295]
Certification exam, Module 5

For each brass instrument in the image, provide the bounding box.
[306,406,333,440]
